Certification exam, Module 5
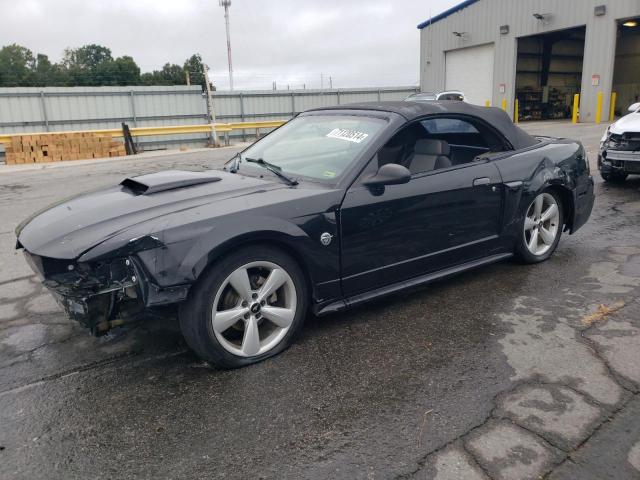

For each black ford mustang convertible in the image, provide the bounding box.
[16,102,594,368]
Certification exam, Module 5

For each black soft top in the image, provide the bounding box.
[310,101,539,150]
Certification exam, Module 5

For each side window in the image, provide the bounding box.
[415,117,506,170]
[421,118,478,134]
[374,122,429,170]
[366,116,508,179]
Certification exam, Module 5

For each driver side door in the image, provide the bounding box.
[338,118,505,297]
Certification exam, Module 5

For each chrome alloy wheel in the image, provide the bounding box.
[211,261,297,357]
[524,193,560,256]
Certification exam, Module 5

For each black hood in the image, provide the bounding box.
[17,170,285,260]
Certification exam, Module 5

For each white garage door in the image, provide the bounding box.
[445,43,495,106]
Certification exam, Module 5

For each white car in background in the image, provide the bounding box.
[405,91,466,103]
[404,92,437,102]
[436,90,466,102]
[599,102,640,182]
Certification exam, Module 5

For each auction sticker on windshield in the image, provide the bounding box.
[326,128,369,143]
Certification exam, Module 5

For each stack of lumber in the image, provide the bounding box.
[4,132,126,165]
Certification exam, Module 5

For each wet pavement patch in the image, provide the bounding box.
[497,296,624,407]
[495,384,603,450]
[465,420,564,480]
[421,443,488,480]
[548,397,640,480]
[585,302,640,389]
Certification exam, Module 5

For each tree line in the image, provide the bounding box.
[0,44,210,88]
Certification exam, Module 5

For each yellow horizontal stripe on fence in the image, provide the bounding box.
[226,121,286,130]
[0,120,287,145]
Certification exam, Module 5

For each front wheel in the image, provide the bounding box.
[179,246,308,368]
[516,190,564,264]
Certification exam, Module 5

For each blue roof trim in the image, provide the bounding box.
[417,0,481,29]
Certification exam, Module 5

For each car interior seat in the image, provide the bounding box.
[408,139,452,174]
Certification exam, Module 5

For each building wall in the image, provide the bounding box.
[419,0,640,121]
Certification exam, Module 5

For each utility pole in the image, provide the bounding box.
[185,70,190,86]
[219,0,234,90]
[329,76,333,89]
[203,65,219,146]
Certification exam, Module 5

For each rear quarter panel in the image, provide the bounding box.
[493,138,592,245]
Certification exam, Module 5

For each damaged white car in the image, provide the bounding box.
[599,102,640,182]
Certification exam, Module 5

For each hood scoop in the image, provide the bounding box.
[121,170,222,195]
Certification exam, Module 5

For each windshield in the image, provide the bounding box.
[235,115,386,181]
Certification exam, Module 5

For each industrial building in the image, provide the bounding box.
[418,0,640,122]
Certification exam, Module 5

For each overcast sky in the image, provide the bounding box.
[2,0,459,90]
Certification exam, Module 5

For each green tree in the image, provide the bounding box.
[84,55,140,86]
[0,44,36,86]
[140,63,187,86]
[32,54,69,86]
[140,71,160,85]
[160,63,187,84]
[112,56,141,85]
[0,43,199,87]
[183,53,206,87]
[63,44,113,70]
[33,53,53,84]
[62,44,115,85]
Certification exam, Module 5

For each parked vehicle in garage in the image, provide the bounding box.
[599,102,640,182]
[16,101,594,368]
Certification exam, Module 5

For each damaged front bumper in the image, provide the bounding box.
[599,133,640,175]
[24,252,147,335]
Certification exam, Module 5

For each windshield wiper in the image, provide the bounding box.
[245,157,298,186]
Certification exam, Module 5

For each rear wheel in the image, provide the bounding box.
[516,190,564,264]
[180,246,308,368]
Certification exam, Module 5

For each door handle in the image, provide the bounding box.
[473,177,491,186]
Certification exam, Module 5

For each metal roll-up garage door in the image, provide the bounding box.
[445,43,495,106]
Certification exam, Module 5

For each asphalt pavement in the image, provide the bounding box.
[0,122,639,479]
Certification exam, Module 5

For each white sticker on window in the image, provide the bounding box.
[326,128,369,144]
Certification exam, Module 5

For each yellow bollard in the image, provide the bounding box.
[485,100,491,107]
[501,98,507,111]
[514,99,519,123]
[595,91,603,124]
[609,92,617,122]
[572,94,580,124]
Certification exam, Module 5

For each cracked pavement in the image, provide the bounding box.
[0,122,639,479]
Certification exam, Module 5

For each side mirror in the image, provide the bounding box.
[362,163,411,187]
[628,102,640,113]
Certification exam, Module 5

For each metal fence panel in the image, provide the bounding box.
[0,85,418,156]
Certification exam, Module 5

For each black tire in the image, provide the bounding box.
[515,189,564,264]
[179,245,308,368]
[601,172,628,183]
